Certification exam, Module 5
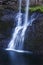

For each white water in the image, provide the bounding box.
[6,0,35,53]
[17,0,22,26]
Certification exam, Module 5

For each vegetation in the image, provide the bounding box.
[22,5,43,13]
[30,6,43,13]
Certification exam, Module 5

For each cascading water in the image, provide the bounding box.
[6,0,36,53]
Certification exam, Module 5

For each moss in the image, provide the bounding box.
[30,6,43,13]
[22,6,43,13]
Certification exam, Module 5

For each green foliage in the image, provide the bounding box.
[22,6,43,13]
[30,6,43,13]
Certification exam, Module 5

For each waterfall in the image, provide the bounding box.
[17,0,22,26]
[21,0,29,40]
[5,0,35,53]
[7,0,23,49]
[25,0,29,24]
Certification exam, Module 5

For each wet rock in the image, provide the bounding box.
[24,13,43,54]
[0,9,16,48]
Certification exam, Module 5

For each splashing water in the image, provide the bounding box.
[6,0,37,53]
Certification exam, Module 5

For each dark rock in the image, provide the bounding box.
[24,13,43,54]
[0,9,16,48]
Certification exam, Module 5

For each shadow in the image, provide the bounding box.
[0,49,43,65]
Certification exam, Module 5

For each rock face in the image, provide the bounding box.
[0,0,19,11]
[0,0,43,10]
[0,0,43,6]
[30,0,43,6]
[24,13,43,54]
[0,9,16,48]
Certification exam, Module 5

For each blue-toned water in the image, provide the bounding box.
[5,0,36,53]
